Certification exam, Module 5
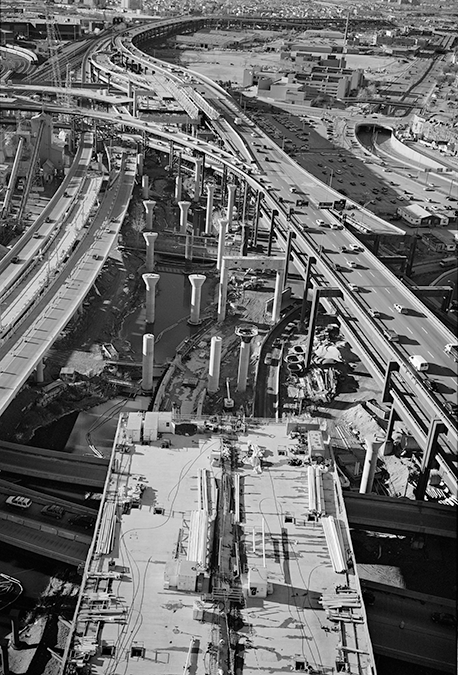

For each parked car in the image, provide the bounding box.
[6,496,32,509]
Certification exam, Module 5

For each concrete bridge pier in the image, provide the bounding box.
[216,219,228,271]
[143,273,160,324]
[178,201,191,233]
[142,175,149,199]
[252,192,262,245]
[143,232,158,272]
[143,200,156,231]
[175,176,183,202]
[236,325,258,393]
[188,274,206,325]
[304,288,321,370]
[298,255,316,330]
[226,184,237,227]
[208,336,222,393]
[271,268,286,325]
[415,419,447,500]
[141,334,155,392]
[267,209,278,257]
[382,361,400,403]
[0,639,9,675]
[36,359,45,384]
[359,438,379,494]
[193,158,203,201]
[205,184,215,235]
[137,152,143,176]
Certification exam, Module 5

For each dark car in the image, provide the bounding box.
[41,504,65,520]
[69,514,96,529]
[431,613,456,627]
[424,379,438,393]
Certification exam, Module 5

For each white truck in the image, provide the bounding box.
[409,355,430,372]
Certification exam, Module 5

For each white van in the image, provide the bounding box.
[409,355,430,372]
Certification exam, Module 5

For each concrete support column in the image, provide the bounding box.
[36,359,45,384]
[178,201,191,234]
[216,219,228,271]
[127,80,133,98]
[221,165,228,202]
[226,184,237,226]
[217,260,229,322]
[252,192,262,245]
[174,175,183,202]
[168,140,174,171]
[284,230,294,290]
[188,274,206,325]
[267,209,278,257]
[141,333,155,391]
[382,361,400,403]
[205,184,215,235]
[193,158,203,201]
[185,232,193,261]
[137,152,143,176]
[208,336,223,393]
[10,609,20,650]
[304,288,321,370]
[385,404,398,441]
[235,326,258,393]
[143,232,158,272]
[142,175,149,199]
[143,273,160,324]
[0,639,9,675]
[299,256,316,326]
[271,268,286,325]
[415,419,447,500]
[143,200,156,231]
[359,439,378,494]
[241,181,249,222]
[132,90,138,117]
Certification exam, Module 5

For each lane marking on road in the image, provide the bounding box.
[386,289,391,294]
[407,327,413,333]
[422,327,428,332]
[428,351,434,358]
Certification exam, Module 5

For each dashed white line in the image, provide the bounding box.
[427,351,434,358]
[406,327,413,334]
[422,327,428,333]
[386,289,390,294]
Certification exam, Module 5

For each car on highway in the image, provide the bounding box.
[346,260,358,269]
[69,514,96,529]
[424,379,438,393]
[431,613,456,627]
[348,283,359,291]
[444,343,458,361]
[349,244,363,252]
[316,219,326,226]
[5,496,32,509]
[444,401,458,418]
[41,504,65,520]
[340,245,349,253]
[11,256,21,264]
[330,222,342,230]
[394,303,408,314]
[369,309,381,318]
[289,187,298,193]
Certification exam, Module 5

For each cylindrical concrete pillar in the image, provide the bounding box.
[143,200,156,231]
[137,152,143,176]
[237,339,251,393]
[143,273,160,324]
[143,232,158,272]
[208,336,223,393]
[10,609,20,650]
[205,184,215,235]
[226,183,237,226]
[0,638,9,675]
[188,274,206,325]
[216,219,228,271]
[185,232,193,261]
[178,201,191,233]
[36,359,45,384]
[193,158,203,201]
[142,175,149,199]
[359,439,378,494]
[271,269,285,325]
[175,175,183,201]
[141,333,155,391]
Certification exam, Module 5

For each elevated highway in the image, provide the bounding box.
[344,493,456,538]
[0,441,109,487]
[0,152,136,417]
